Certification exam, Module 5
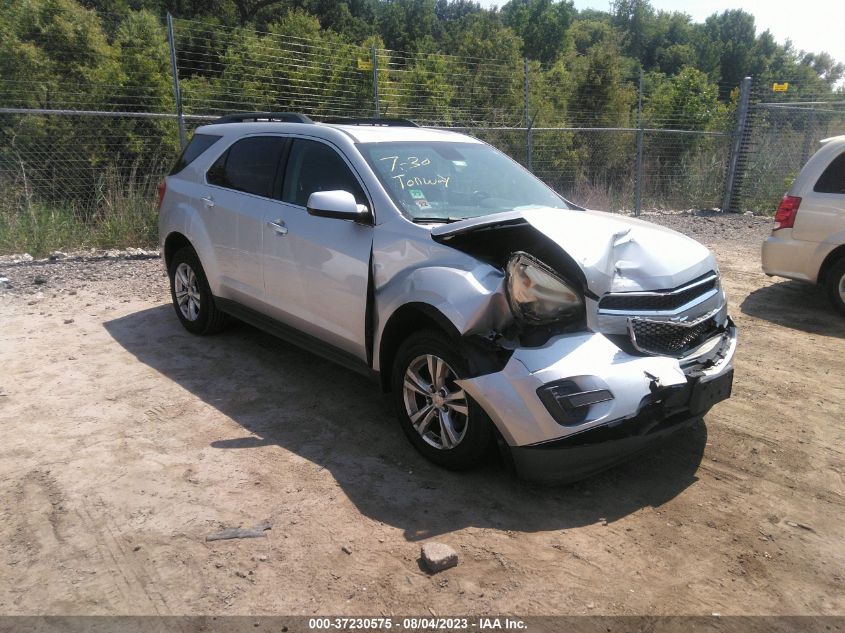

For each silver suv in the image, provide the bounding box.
[158,112,737,482]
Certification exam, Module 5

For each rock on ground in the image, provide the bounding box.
[421,542,459,573]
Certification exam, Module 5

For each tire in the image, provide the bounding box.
[168,246,230,335]
[825,257,845,316]
[391,330,494,470]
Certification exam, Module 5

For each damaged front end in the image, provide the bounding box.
[375,208,736,482]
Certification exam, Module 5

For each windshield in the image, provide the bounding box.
[358,141,569,221]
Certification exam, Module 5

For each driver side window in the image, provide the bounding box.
[281,139,367,207]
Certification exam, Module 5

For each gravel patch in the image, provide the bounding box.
[0,248,166,303]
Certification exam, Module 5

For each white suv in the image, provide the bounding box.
[762,135,845,314]
[158,112,737,482]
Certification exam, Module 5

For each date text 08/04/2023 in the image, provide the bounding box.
[308,617,528,630]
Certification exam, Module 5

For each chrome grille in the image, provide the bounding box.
[628,311,719,357]
[599,272,718,313]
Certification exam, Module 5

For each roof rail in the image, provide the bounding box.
[321,117,419,128]
[214,112,313,124]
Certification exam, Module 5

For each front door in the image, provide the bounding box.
[262,138,373,362]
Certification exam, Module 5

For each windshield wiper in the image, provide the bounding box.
[412,216,464,224]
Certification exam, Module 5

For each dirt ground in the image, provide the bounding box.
[0,212,843,616]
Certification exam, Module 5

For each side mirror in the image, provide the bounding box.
[306,190,370,222]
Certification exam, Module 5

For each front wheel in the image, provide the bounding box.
[391,330,494,470]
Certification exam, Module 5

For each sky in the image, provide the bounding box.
[478,0,845,66]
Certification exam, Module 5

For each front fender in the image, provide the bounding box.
[373,264,512,372]
[371,224,514,372]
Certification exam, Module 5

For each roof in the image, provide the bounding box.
[327,123,482,144]
[820,135,845,145]
[195,119,483,145]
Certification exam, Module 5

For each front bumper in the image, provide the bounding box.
[458,319,737,482]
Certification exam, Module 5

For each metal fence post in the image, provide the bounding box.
[523,57,532,171]
[166,13,186,149]
[634,67,644,216]
[800,107,817,166]
[721,76,752,212]
[371,46,380,118]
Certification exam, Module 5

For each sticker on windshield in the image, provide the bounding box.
[415,199,431,209]
[409,189,425,200]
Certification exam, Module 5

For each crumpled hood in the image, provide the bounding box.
[430,208,717,295]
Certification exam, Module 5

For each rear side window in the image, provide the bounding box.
[170,133,221,175]
[814,151,845,194]
[281,139,366,207]
[206,136,287,198]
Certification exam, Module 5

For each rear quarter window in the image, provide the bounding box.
[814,150,845,194]
[170,134,222,175]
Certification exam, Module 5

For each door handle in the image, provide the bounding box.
[201,195,215,208]
[267,219,288,235]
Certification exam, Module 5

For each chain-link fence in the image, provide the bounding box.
[0,7,769,255]
[728,76,845,214]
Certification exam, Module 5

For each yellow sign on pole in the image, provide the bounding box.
[772,82,789,92]
[357,57,373,71]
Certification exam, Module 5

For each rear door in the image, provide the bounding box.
[204,135,288,305]
[794,148,845,243]
[262,137,373,361]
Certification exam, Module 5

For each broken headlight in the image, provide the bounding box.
[506,252,583,325]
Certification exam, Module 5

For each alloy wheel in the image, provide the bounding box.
[839,271,845,304]
[402,354,469,450]
[174,262,201,321]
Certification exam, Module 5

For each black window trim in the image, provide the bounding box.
[204,133,291,201]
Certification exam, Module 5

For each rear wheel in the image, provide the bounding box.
[168,246,229,334]
[825,258,845,316]
[391,330,494,470]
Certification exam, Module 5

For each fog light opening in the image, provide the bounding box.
[537,380,614,426]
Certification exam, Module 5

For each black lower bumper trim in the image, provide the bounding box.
[510,409,700,483]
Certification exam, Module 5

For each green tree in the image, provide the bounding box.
[701,9,757,87]
[566,42,637,191]
[0,0,126,206]
[612,0,654,62]
[569,18,616,56]
[376,0,436,53]
[114,9,172,111]
[569,43,636,127]
[390,39,456,124]
[800,51,844,87]
[0,0,121,108]
[110,10,178,165]
[451,12,523,125]
[501,0,574,65]
[645,66,725,131]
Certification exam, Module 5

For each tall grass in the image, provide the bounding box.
[0,168,159,256]
[0,198,159,256]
